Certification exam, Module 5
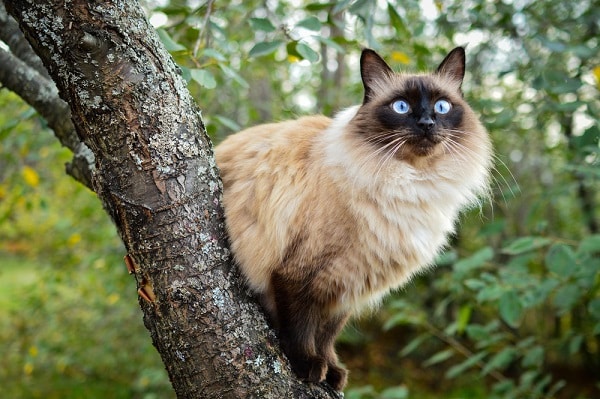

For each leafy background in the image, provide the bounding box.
[1,0,598,398]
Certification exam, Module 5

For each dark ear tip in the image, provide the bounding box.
[449,46,466,59]
[360,48,378,61]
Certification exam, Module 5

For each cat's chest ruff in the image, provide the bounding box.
[353,174,457,265]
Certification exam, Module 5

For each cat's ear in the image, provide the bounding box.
[360,49,394,104]
[436,47,466,86]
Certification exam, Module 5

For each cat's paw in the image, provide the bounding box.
[325,363,348,391]
[307,357,327,383]
[289,355,327,383]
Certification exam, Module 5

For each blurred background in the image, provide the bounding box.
[0,0,598,398]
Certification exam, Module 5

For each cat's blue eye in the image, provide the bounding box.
[391,100,410,114]
[434,99,452,114]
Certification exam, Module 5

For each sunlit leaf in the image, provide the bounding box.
[295,16,321,31]
[387,3,409,36]
[594,66,600,89]
[249,17,276,33]
[190,69,216,89]
[156,29,186,52]
[22,166,40,188]
[390,51,410,65]
[248,41,284,58]
[218,64,249,88]
[213,115,241,132]
[295,42,319,63]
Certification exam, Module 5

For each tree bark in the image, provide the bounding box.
[1,1,342,398]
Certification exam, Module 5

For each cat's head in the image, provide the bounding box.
[351,47,490,166]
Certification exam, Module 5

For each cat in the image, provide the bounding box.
[214,47,492,391]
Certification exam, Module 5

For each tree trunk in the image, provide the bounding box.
[2,1,341,398]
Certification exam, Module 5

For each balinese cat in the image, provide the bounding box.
[215,47,492,391]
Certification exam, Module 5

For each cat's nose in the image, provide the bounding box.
[418,116,435,130]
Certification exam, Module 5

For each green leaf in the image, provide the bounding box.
[189,69,216,89]
[501,236,552,255]
[312,36,345,53]
[381,385,409,399]
[552,283,581,313]
[249,17,276,32]
[295,42,320,63]
[423,348,454,367]
[454,246,494,275]
[201,48,226,62]
[295,16,321,31]
[248,40,284,58]
[213,115,241,132]
[481,347,516,376]
[499,291,522,328]
[349,0,371,15]
[521,345,544,368]
[345,385,377,399]
[332,0,353,14]
[477,285,504,303]
[456,304,472,334]
[218,64,249,88]
[578,234,600,256]
[568,334,583,355]
[588,298,600,319]
[466,324,489,341]
[445,352,487,379]
[573,126,600,153]
[156,29,187,52]
[382,308,426,330]
[545,244,576,278]
[387,2,409,36]
[305,3,334,11]
[399,333,428,357]
[464,278,486,291]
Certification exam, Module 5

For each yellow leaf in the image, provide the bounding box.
[29,346,38,357]
[67,233,81,247]
[24,362,34,376]
[107,293,120,305]
[391,51,410,65]
[22,166,40,188]
[67,233,81,246]
[593,66,600,89]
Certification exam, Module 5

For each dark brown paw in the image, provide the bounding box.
[289,354,327,383]
[307,357,327,383]
[325,363,348,391]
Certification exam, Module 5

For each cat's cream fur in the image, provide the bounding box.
[215,47,492,390]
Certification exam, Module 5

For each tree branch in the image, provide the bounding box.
[3,0,341,397]
[0,2,94,188]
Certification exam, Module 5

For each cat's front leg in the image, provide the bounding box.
[317,312,350,391]
[271,272,328,383]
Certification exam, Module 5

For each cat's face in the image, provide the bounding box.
[351,48,487,164]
